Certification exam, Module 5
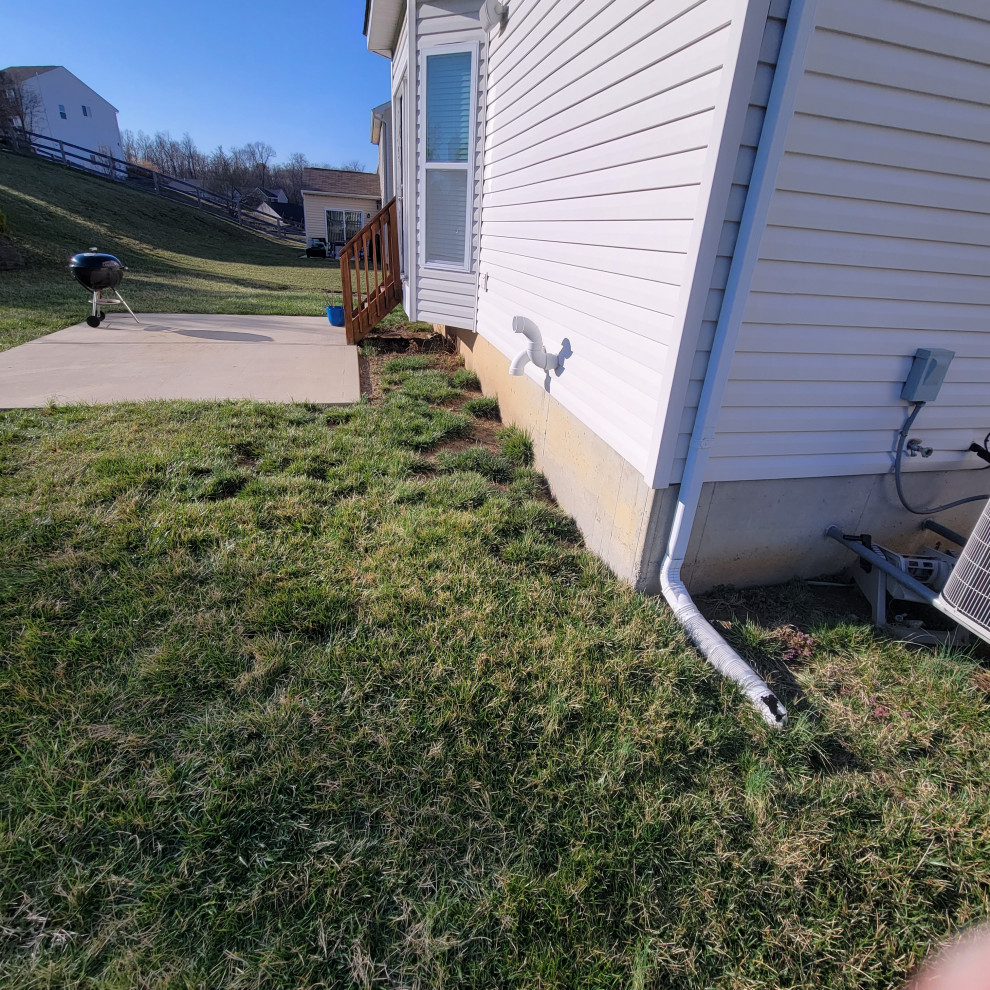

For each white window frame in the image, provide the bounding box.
[395,74,407,278]
[418,41,478,274]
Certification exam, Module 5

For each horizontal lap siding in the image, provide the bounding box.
[710,0,990,482]
[670,0,789,482]
[302,194,375,241]
[476,0,741,476]
[415,0,484,330]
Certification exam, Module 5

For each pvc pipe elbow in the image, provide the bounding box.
[509,350,529,376]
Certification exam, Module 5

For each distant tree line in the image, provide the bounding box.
[120,129,365,207]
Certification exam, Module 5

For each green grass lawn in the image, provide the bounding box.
[3,151,990,988]
[0,152,411,351]
[1,354,989,988]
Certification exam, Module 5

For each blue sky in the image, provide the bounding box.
[2,0,391,171]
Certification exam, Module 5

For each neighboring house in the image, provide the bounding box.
[0,65,124,169]
[256,187,289,205]
[256,200,304,225]
[301,168,383,254]
[361,0,990,602]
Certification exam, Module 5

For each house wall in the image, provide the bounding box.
[473,0,757,478]
[709,0,990,486]
[24,68,123,166]
[302,193,379,243]
[669,0,791,484]
[453,327,661,586]
[631,0,990,592]
[413,0,485,330]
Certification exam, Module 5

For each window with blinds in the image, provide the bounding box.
[422,45,477,270]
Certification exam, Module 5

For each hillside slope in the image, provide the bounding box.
[0,152,341,350]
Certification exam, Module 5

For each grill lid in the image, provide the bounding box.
[70,248,125,271]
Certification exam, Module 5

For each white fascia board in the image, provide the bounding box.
[367,0,405,56]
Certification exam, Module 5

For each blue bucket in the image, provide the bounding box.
[327,305,345,327]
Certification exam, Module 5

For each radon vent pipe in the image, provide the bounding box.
[509,316,558,376]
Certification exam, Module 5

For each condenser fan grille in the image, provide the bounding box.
[938,500,990,634]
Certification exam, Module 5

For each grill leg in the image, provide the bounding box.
[86,291,102,328]
[110,290,141,325]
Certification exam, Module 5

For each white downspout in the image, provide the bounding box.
[659,0,821,728]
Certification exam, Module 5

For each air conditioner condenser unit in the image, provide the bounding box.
[935,498,990,641]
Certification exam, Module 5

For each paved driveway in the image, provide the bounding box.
[0,313,360,408]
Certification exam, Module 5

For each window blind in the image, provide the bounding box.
[426,52,471,164]
[425,170,468,266]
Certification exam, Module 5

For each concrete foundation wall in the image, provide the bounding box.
[451,325,988,596]
[669,470,988,594]
[451,328,659,586]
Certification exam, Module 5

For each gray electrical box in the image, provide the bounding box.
[901,347,954,403]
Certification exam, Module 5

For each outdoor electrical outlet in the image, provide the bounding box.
[901,347,954,403]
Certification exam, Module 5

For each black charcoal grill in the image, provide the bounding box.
[69,248,140,326]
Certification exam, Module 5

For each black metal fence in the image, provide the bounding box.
[2,128,304,241]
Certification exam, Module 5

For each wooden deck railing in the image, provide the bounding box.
[339,198,401,345]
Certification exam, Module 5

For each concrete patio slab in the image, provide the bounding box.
[0,313,361,407]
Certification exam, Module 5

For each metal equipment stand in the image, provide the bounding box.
[88,288,140,327]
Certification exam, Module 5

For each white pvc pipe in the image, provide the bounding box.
[509,315,556,376]
[658,0,821,728]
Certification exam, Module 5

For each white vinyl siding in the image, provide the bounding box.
[475,0,745,475]
[669,0,790,483]
[23,68,124,168]
[710,0,990,483]
[302,193,377,245]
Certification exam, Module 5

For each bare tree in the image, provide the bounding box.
[272,151,309,204]
[241,141,276,187]
[95,143,116,177]
[120,128,139,162]
[0,77,43,140]
[179,132,206,180]
[336,158,366,172]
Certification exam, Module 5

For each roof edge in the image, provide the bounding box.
[366,0,405,56]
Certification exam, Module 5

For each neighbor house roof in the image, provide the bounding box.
[302,168,381,199]
[0,66,59,85]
